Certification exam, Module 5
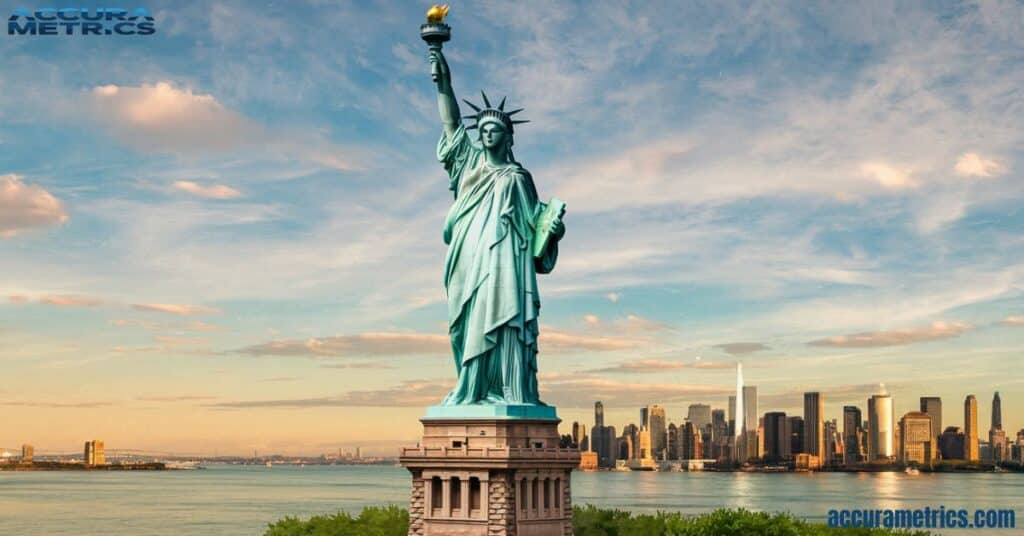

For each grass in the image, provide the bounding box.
[265,505,932,535]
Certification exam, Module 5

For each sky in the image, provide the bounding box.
[1,0,1023,457]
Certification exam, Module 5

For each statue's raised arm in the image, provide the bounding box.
[429,49,461,139]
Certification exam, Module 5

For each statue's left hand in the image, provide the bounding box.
[549,216,565,239]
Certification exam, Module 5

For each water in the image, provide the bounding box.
[1,465,1021,534]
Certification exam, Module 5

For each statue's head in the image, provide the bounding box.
[479,120,510,151]
[464,91,528,158]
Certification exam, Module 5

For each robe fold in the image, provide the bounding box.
[437,125,558,406]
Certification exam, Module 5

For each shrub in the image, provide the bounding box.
[266,505,931,535]
[265,505,408,536]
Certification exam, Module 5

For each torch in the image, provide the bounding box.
[420,5,451,83]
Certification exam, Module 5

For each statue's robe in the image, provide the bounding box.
[438,125,558,405]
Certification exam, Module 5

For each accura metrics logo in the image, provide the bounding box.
[8,7,155,36]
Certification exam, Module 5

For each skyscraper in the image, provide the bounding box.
[743,386,758,435]
[591,401,616,468]
[992,392,1002,430]
[788,416,804,454]
[804,392,824,457]
[667,423,679,460]
[939,426,965,459]
[733,363,745,462]
[899,411,933,465]
[868,393,894,462]
[84,439,105,466]
[843,405,863,464]
[681,422,703,460]
[989,392,1006,463]
[636,426,653,460]
[734,364,744,439]
[642,405,667,459]
[742,385,758,460]
[763,412,790,463]
[964,395,979,462]
[824,419,841,465]
[727,395,737,436]
[919,396,942,446]
[686,403,710,428]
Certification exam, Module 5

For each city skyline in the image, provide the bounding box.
[3,1,1024,455]
[6,382,1015,459]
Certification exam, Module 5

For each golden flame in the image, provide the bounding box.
[426,4,449,23]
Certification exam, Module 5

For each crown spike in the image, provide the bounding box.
[498,96,507,111]
[466,124,478,130]
[480,90,491,108]
[511,120,530,126]
[506,108,524,116]
[463,114,478,120]
[462,99,481,112]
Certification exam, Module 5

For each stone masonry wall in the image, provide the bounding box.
[562,470,573,536]
[408,471,424,536]
[487,471,515,536]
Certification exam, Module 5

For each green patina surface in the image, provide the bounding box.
[422,403,558,420]
[426,24,565,411]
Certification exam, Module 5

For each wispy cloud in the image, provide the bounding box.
[0,400,114,408]
[320,362,395,370]
[111,319,224,332]
[136,395,217,402]
[172,181,242,199]
[955,152,1005,178]
[236,333,449,358]
[0,174,68,237]
[808,321,972,348]
[1001,316,1024,327]
[208,379,451,408]
[540,329,637,352]
[38,295,102,308]
[132,303,221,316]
[714,342,769,355]
[588,358,734,374]
[153,336,209,346]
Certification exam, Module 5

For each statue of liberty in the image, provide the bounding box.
[428,46,565,408]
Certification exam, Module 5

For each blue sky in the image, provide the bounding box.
[1,0,1023,455]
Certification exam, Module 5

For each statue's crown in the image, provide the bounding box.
[463,91,529,134]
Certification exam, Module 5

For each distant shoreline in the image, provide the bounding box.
[0,461,168,471]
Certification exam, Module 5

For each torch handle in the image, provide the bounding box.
[428,42,443,83]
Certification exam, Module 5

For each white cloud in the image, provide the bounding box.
[0,175,68,237]
[89,83,256,153]
[172,181,242,199]
[954,152,1004,178]
[860,162,917,190]
[86,82,359,170]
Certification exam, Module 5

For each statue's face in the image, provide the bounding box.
[480,122,508,150]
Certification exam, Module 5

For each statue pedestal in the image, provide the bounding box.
[400,410,579,536]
